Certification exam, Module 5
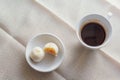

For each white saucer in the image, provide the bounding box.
[25,33,64,72]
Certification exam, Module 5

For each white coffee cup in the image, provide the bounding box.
[77,12,112,49]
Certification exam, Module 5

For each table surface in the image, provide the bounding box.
[37,0,120,63]
[0,0,120,80]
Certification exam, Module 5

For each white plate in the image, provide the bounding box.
[26,33,64,72]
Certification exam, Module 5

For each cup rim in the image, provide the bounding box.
[77,14,112,49]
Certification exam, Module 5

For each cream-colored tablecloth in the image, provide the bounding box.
[0,0,120,80]
[37,0,120,63]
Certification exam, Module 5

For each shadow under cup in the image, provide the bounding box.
[77,14,112,49]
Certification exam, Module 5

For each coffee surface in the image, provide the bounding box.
[81,22,106,46]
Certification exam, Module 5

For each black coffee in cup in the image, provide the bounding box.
[81,22,106,46]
